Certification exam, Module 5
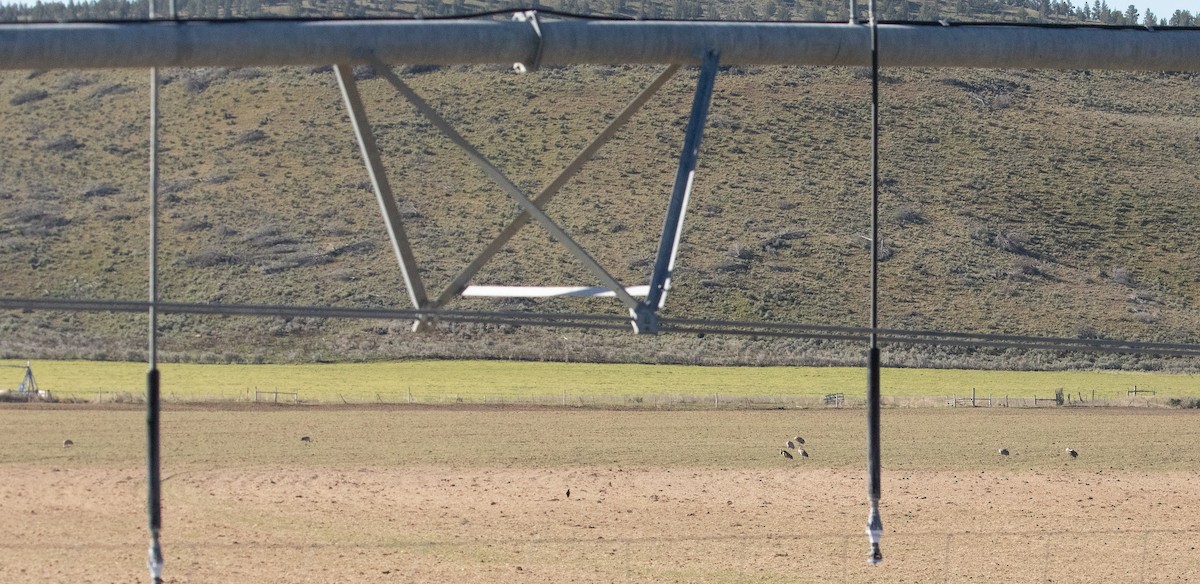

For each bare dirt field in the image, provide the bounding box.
[2,405,1198,583]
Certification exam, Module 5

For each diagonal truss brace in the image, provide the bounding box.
[427,65,681,310]
[370,58,644,315]
[335,63,431,330]
[635,50,720,334]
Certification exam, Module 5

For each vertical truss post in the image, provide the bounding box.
[638,50,720,334]
[334,63,430,330]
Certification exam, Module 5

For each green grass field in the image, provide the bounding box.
[5,359,1198,403]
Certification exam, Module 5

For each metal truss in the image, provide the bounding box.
[329,51,721,333]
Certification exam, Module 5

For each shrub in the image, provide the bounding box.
[233,129,267,146]
[727,243,755,261]
[1008,257,1043,279]
[43,135,83,152]
[177,217,213,232]
[1072,321,1098,339]
[10,89,49,105]
[996,229,1030,255]
[405,64,442,75]
[88,83,134,99]
[3,203,70,236]
[894,204,927,226]
[1110,267,1134,286]
[352,65,377,80]
[229,67,265,80]
[59,73,96,90]
[82,184,120,198]
[179,249,241,267]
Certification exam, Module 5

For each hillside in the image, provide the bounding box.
[2,52,1200,369]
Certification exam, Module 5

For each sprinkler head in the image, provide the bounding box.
[866,503,884,565]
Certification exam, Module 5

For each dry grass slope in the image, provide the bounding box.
[2,63,1200,369]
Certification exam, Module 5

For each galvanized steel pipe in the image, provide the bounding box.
[2,20,1200,71]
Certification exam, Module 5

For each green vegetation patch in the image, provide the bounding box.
[4,359,1198,403]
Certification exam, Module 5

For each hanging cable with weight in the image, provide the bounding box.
[864,0,885,566]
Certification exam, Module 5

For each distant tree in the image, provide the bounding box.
[1169,8,1193,25]
[1124,3,1138,21]
[1143,7,1155,24]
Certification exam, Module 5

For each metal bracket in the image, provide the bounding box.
[630,306,659,335]
[512,11,544,74]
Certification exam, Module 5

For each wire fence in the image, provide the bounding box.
[28,389,1183,409]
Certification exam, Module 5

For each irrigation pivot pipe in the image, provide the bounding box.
[3,20,1200,71]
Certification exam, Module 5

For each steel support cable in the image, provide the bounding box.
[865,0,884,565]
[3,296,1200,354]
[657,315,1200,354]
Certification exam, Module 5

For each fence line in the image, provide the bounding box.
[11,390,1177,409]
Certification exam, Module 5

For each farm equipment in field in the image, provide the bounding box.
[0,362,48,401]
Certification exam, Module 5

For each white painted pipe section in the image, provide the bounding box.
[462,285,651,298]
[1,20,1200,71]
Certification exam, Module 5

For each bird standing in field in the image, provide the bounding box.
[797,448,809,459]
[1066,448,1078,458]
[781,449,794,459]
[785,441,796,450]
[300,436,312,444]
[998,448,1009,456]
[794,436,805,445]
[63,439,73,448]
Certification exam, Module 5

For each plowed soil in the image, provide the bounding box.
[2,406,1198,583]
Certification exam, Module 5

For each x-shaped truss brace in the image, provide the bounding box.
[333,51,720,334]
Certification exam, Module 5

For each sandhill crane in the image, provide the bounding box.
[998,448,1009,456]
[300,436,312,444]
[794,436,805,445]
[781,449,794,459]
[1066,448,1078,458]
[785,441,796,450]
[797,448,809,458]
[62,439,73,448]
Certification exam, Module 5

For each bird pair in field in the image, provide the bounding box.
[781,436,808,460]
[997,447,1078,457]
